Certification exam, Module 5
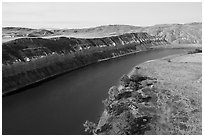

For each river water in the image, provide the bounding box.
[2,48,189,135]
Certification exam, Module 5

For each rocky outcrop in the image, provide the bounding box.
[2,32,168,95]
[87,53,202,135]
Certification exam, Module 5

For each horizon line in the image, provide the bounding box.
[2,21,202,30]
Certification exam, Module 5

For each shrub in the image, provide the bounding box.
[120,74,130,87]
[83,120,97,134]
[130,74,147,83]
[116,91,132,100]
[167,59,171,62]
[108,86,119,100]
[129,81,139,90]
[195,48,202,53]
[100,123,112,133]
[188,48,202,54]
[110,102,129,115]
[127,116,152,135]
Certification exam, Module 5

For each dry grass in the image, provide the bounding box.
[134,53,202,134]
[137,53,202,104]
[96,53,202,135]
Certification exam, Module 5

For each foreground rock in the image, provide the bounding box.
[85,52,202,135]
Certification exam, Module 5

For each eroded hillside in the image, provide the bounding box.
[2,32,168,95]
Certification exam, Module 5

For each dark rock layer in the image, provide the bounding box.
[2,32,168,95]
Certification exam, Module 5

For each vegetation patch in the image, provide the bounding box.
[84,69,201,135]
[188,48,202,54]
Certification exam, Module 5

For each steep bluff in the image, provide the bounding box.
[2,32,168,95]
[86,53,202,135]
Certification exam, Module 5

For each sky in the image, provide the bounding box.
[2,2,202,29]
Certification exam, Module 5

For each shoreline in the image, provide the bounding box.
[3,44,201,97]
[2,47,148,96]
[95,51,202,135]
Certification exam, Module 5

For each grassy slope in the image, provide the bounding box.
[141,22,202,44]
[3,22,202,44]
[94,52,202,135]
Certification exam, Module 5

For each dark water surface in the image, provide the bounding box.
[2,48,188,135]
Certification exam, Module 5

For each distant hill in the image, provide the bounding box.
[2,22,202,44]
[2,27,54,37]
[142,22,202,44]
[52,25,142,38]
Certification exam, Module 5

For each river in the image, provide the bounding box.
[2,48,189,135]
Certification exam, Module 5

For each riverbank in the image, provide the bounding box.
[3,46,147,96]
[3,31,169,96]
[4,48,193,135]
[2,41,164,96]
[3,43,201,96]
[92,51,202,135]
[150,43,202,49]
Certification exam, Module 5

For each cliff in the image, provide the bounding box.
[85,52,202,135]
[2,32,168,95]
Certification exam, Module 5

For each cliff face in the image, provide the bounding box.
[2,32,168,95]
[86,53,202,135]
[3,32,166,64]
